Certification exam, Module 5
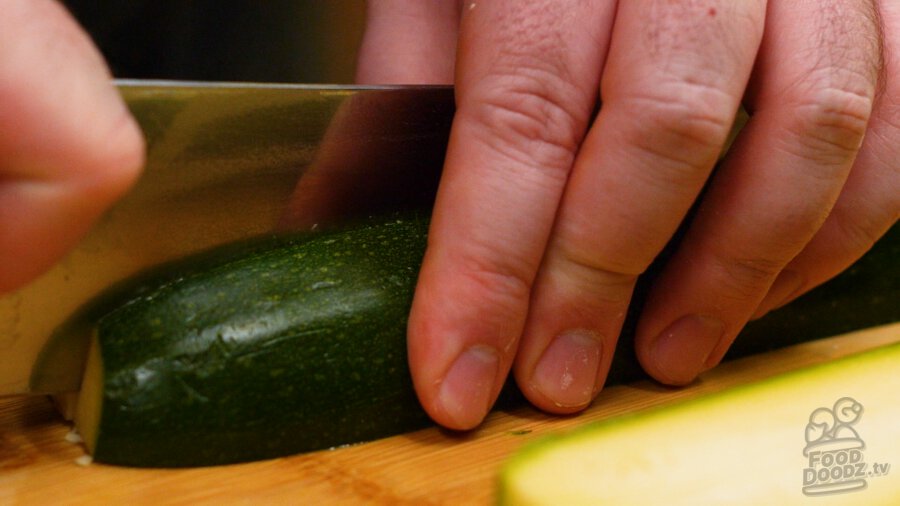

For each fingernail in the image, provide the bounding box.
[752,270,805,319]
[533,329,602,408]
[437,345,500,429]
[650,314,724,385]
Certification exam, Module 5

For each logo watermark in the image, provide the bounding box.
[802,397,891,496]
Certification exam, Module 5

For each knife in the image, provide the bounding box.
[0,80,455,395]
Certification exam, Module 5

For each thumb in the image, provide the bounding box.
[0,0,145,292]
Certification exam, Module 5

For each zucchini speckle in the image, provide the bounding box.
[73,218,898,468]
[77,214,432,467]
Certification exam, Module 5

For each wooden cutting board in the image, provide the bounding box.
[2,322,899,505]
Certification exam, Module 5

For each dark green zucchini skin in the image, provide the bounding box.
[89,216,898,467]
[92,214,432,467]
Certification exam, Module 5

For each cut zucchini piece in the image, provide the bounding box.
[498,341,900,505]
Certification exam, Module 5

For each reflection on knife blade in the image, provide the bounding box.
[0,80,454,395]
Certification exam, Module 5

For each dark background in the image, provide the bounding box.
[62,1,366,83]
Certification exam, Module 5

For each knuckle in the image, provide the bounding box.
[551,240,642,305]
[872,82,900,137]
[617,83,737,182]
[876,97,900,134]
[456,242,535,313]
[560,255,638,307]
[775,0,881,165]
[830,209,889,256]
[556,220,653,278]
[787,82,875,161]
[464,69,589,177]
[713,252,784,301]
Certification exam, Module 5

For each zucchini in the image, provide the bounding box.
[75,218,899,467]
[497,341,900,505]
[76,214,432,467]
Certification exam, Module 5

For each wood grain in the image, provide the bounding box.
[1,323,898,506]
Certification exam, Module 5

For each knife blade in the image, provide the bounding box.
[0,80,454,395]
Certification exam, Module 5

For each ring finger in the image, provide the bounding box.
[634,0,882,385]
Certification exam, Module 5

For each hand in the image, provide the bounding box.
[357,0,900,429]
[0,0,144,292]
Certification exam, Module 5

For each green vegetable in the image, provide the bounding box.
[75,218,898,467]
[76,214,432,467]
[497,341,900,505]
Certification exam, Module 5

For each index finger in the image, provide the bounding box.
[407,0,617,429]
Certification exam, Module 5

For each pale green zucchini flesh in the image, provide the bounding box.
[498,340,900,505]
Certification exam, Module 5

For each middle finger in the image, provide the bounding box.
[514,0,767,411]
